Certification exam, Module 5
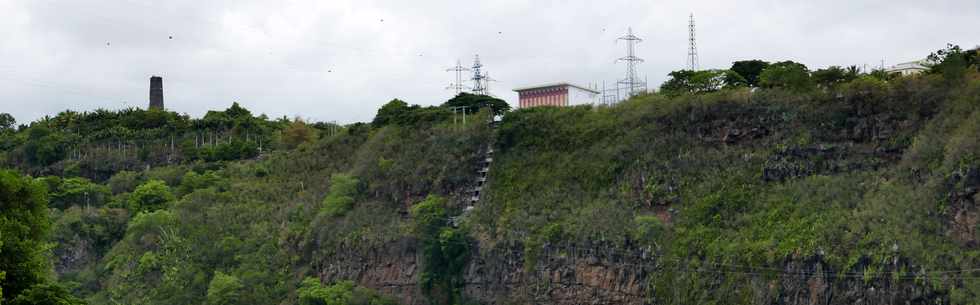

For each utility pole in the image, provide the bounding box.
[688,13,700,71]
[451,106,469,126]
[445,59,470,94]
[617,27,646,98]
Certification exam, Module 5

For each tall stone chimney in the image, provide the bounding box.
[149,76,164,109]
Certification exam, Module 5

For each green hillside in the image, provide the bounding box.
[0,46,978,305]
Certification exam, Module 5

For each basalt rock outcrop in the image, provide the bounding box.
[317,239,947,305]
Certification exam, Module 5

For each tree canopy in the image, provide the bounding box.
[928,44,980,83]
[0,113,15,132]
[0,170,85,305]
[659,69,745,96]
[371,99,452,128]
[730,60,770,87]
[442,93,511,117]
[759,61,813,91]
[812,66,859,89]
[127,180,175,213]
[297,278,395,305]
[0,170,51,302]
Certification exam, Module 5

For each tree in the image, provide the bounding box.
[9,283,85,305]
[177,171,225,197]
[128,180,175,213]
[46,177,111,209]
[0,170,52,303]
[928,44,976,83]
[410,195,448,238]
[282,118,314,149]
[759,61,813,91]
[206,272,244,305]
[845,65,861,79]
[23,125,67,166]
[442,93,511,117]
[107,171,144,195]
[297,278,395,305]
[730,60,770,87]
[372,99,411,127]
[659,69,743,96]
[371,99,452,127]
[812,66,857,89]
[223,102,252,119]
[867,68,892,81]
[410,195,469,304]
[0,113,14,132]
[722,70,749,89]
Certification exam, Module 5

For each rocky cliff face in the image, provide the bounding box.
[318,239,950,305]
[461,241,652,305]
[318,239,652,305]
[318,239,424,304]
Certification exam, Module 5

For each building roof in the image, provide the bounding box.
[886,59,930,72]
[513,82,600,94]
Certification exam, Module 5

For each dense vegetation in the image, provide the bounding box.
[0,45,977,305]
[474,45,980,304]
[1,93,494,304]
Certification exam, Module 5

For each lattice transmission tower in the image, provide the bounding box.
[445,59,470,94]
[481,71,497,97]
[470,55,490,96]
[687,13,700,71]
[616,27,646,97]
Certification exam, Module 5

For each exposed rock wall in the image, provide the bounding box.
[318,238,424,305]
[317,239,654,305]
[317,239,948,305]
[462,241,652,305]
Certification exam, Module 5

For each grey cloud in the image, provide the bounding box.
[1,0,977,124]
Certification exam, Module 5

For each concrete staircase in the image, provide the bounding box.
[450,121,498,227]
[468,145,494,206]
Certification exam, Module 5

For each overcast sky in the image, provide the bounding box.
[1,0,977,124]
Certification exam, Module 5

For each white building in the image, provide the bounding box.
[885,60,930,76]
[513,83,599,108]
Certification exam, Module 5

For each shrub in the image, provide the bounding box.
[321,174,359,217]
[107,170,143,195]
[47,177,111,209]
[127,180,175,213]
[297,278,395,305]
[177,171,225,197]
[206,272,244,305]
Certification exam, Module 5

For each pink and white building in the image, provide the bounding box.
[513,83,599,108]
